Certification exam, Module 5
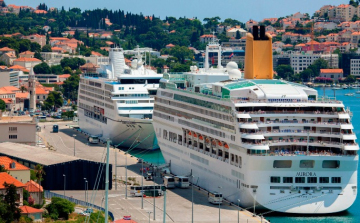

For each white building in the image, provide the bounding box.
[0,116,36,146]
[350,59,360,76]
[0,70,21,88]
[289,53,338,74]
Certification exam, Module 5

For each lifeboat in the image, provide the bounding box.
[218,141,223,147]
[188,131,192,136]
[212,140,217,146]
[193,133,198,138]
[224,143,229,149]
[199,135,204,140]
[206,138,210,144]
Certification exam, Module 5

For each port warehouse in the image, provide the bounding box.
[0,142,112,190]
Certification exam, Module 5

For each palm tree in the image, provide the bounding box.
[20,86,27,93]
[34,164,45,205]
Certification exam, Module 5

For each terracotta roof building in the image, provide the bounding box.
[319,69,343,80]
[20,205,44,221]
[24,180,43,205]
[0,156,30,183]
[0,172,25,205]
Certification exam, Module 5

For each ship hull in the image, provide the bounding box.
[153,119,358,214]
[78,108,158,150]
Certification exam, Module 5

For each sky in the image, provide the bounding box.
[6,0,347,22]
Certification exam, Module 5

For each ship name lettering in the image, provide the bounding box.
[296,172,316,177]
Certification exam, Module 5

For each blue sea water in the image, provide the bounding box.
[134,87,360,222]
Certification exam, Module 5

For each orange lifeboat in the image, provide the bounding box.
[206,138,210,144]
[224,143,229,149]
[188,131,192,136]
[199,135,204,140]
[212,140,217,146]
[218,141,223,147]
[193,133,198,138]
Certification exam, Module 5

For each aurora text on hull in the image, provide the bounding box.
[152,26,358,214]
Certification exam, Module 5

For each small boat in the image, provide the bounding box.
[345,93,355,96]
[332,87,341,90]
[356,91,360,94]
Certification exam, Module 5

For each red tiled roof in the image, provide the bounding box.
[0,47,15,52]
[20,51,35,55]
[58,74,71,78]
[20,206,43,214]
[0,172,26,189]
[35,87,49,95]
[320,69,343,73]
[91,51,103,57]
[14,58,41,62]
[16,92,29,99]
[24,180,43,193]
[0,156,30,171]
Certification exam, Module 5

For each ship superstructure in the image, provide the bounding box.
[77,47,162,150]
[152,26,358,213]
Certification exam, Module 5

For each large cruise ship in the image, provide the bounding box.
[153,26,358,214]
[77,47,162,150]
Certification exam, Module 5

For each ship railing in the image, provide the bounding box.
[239,120,347,126]
[242,140,357,147]
[249,151,356,157]
[238,111,348,115]
[241,130,351,135]
[232,99,342,104]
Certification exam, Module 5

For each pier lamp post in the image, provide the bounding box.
[218,186,222,223]
[141,159,144,209]
[84,178,87,204]
[63,174,66,197]
[237,199,240,223]
[191,175,194,223]
[125,152,128,199]
[147,211,152,223]
[73,134,76,156]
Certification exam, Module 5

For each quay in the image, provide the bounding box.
[40,121,269,223]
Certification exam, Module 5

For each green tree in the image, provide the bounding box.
[41,44,52,52]
[51,65,63,74]
[30,42,41,52]
[33,62,51,74]
[300,68,314,82]
[34,52,43,61]
[60,57,86,70]
[0,165,7,172]
[19,86,27,93]
[63,66,73,74]
[0,183,22,222]
[45,197,75,220]
[0,99,5,111]
[275,65,294,80]
[34,164,45,205]
[345,75,356,83]
[309,58,328,77]
[62,74,80,100]
[169,46,194,64]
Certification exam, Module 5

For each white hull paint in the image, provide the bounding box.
[78,108,158,150]
[153,119,358,214]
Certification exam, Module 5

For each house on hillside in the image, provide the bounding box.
[0,52,17,66]
[24,180,43,205]
[13,58,41,70]
[0,172,25,205]
[20,206,44,222]
[0,156,30,183]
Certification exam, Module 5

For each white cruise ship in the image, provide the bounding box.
[77,47,162,150]
[153,26,358,214]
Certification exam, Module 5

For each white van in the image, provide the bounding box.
[163,176,175,188]
[88,135,99,144]
[174,176,189,188]
[208,192,223,204]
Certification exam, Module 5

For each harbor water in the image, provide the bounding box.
[133,86,360,222]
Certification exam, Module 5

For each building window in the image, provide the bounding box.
[9,135,17,139]
[319,177,329,183]
[332,177,341,183]
[295,177,305,183]
[9,127,17,132]
[307,177,317,183]
[270,176,281,183]
[283,177,293,183]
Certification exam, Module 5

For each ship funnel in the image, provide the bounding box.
[244,26,273,80]
[260,26,268,40]
[252,26,259,40]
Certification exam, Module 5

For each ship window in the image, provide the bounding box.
[270,177,280,183]
[322,160,340,168]
[332,177,341,183]
[295,177,305,183]
[273,160,292,168]
[283,177,293,183]
[299,160,315,168]
[307,177,317,183]
[320,177,329,183]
